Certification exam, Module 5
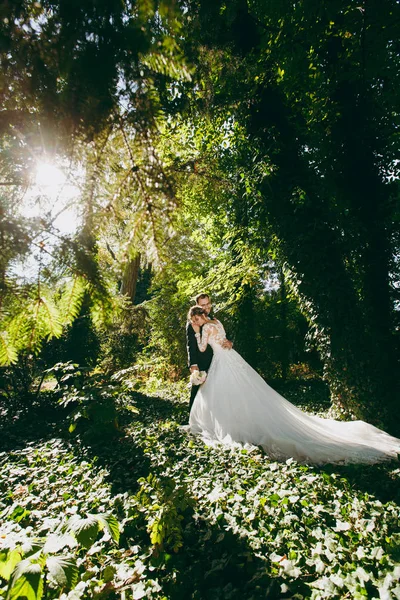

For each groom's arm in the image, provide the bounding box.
[186,322,199,370]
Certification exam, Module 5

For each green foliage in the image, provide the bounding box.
[1,388,400,599]
[65,513,119,548]
[0,535,80,600]
[0,438,159,600]
[0,390,400,600]
[58,374,122,444]
[1,0,188,138]
[98,302,150,374]
[6,554,44,600]
[144,206,315,379]
[0,290,62,366]
[43,362,87,388]
[41,299,101,371]
[45,556,78,590]
[0,337,17,369]
[135,474,194,553]
[2,0,400,434]
[155,0,400,428]
[57,277,87,328]
[0,0,190,368]
[0,277,103,368]
[0,353,41,414]
[0,509,118,600]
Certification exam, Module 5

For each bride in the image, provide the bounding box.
[188,306,400,465]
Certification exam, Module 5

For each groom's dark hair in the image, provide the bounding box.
[195,293,210,303]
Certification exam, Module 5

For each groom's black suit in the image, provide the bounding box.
[186,320,214,411]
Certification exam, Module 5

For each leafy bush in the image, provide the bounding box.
[0,354,40,415]
[135,474,195,553]
[97,303,150,374]
[43,362,87,389]
[56,371,123,444]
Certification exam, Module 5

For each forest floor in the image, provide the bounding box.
[0,379,399,600]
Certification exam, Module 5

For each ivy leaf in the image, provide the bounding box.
[131,581,147,599]
[102,565,116,583]
[45,556,79,588]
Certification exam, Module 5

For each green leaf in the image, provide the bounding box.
[37,294,63,339]
[0,550,22,581]
[65,512,119,549]
[58,277,86,326]
[45,556,79,588]
[43,534,77,554]
[7,558,43,600]
[102,565,116,583]
[95,514,120,544]
[65,515,100,549]
[10,505,30,523]
[0,333,18,366]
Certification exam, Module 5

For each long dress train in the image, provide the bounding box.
[189,321,400,465]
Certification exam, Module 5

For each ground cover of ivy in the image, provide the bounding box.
[1,379,400,600]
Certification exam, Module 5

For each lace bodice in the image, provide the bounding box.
[196,320,226,352]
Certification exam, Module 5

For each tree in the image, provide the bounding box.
[177,0,400,430]
[0,0,189,364]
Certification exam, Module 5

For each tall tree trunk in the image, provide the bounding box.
[121,254,141,304]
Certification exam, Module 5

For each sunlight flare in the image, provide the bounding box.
[18,158,82,236]
[35,160,67,190]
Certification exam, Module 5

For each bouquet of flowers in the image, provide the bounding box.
[189,370,207,386]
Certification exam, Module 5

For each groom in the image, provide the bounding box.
[186,293,232,412]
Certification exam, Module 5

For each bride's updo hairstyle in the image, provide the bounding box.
[188,305,207,322]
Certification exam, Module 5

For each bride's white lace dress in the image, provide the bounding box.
[189,320,400,465]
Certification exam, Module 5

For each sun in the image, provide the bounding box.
[19,159,82,235]
[35,160,67,191]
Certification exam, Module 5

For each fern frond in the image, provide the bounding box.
[0,332,18,366]
[8,292,63,356]
[141,52,192,82]
[58,277,87,326]
[37,294,63,339]
[7,305,32,351]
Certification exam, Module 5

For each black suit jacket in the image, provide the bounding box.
[186,321,214,372]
